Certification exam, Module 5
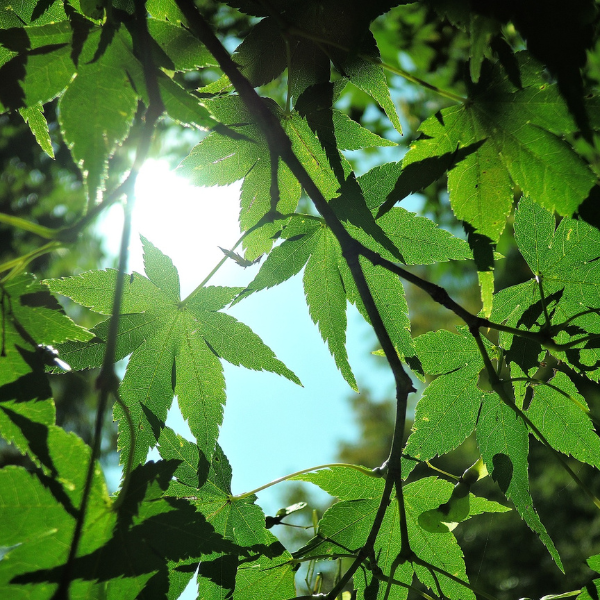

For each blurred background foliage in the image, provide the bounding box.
[2,0,600,597]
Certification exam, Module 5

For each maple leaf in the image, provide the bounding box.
[46,237,300,467]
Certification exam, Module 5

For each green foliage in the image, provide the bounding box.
[1,1,600,599]
[47,237,299,467]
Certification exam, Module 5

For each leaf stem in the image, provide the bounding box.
[425,460,460,481]
[183,210,292,304]
[358,247,569,351]
[553,332,600,350]
[293,553,359,563]
[0,241,64,282]
[511,377,594,419]
[183,228,251,303]
[231,462,377,500]
[0,213,58,239]
[371,567,438,600]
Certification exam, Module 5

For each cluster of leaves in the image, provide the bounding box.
[1,1,600,599]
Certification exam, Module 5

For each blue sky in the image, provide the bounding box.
[100,159,397,516]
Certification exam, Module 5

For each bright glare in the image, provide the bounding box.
[102,158,242,297]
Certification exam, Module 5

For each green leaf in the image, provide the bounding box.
[1,274,92,387]
[332,108,397,150]
[414,328,482,376]
[404,55,596,240]
[517,198,600,310]
[297,471,502,600]
[0,398,56,469]
[158,74,216,130]
[146,0,186,23]
[364,154,456,217]
[19,103,53,157]
[0,0,68,27]
[526,372,600,469]
[514,196,558,277]
[578,580,600,600]
[164,442,296,600]
[193,311,301,385]
[295,82,395,152]
[339,256,418,372]
[46,268,167,315]
[142,235,180,300]
[343,32,402,134]
[478,269,494,318]
[404,478,476,600]
[404,366,484,467]
[147,18,214,71]
[587,553,600,574]
[468,14,498,83]
[95,460,229,599]
[303,225,357,391]
[49,238,298,466]
[236,215,363,390]
[488,280,545,377]
[297,496,381,558]
[476,395,563,570]
[509,198,600,379]
[330,175,403,261]
[234,17,286,87]
[0,22,76,113]
[1,455,231,598]
[291,465,384,500]
[413,106,512,241]
[178,96,301,253]
[419,478,509,533]
[402,330,485,477]
[236,216,322,301]
[0,426,113,598]
[373,207,472,265]
[286,110,349,200]
[59,26,140,201]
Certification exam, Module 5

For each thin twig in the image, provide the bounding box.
[358,246,573,351]
[52,2,164,597]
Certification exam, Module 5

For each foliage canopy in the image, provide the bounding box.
[1,1,600,599]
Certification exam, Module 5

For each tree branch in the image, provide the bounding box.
[173,1,416,595]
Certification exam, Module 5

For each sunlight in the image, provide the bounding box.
[131,159,243,296]
[102,158,243,297]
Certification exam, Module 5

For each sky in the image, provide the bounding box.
[100,158,398,515]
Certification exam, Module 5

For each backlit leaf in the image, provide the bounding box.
[404,55,596,240]
[304,226,357,391]
[59,26,140,200]
[526,372,600,469]
[163,440,296,600]
[477,395,563,569]
[47,238,299,467]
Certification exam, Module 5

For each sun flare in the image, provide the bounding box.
[101,158,242,298]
